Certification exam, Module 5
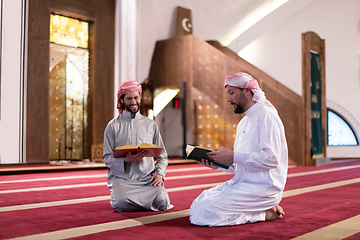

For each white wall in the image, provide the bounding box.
[238,0,360,157]
[0,0,27,164]
[139,0,360,158]
[155,102,183,158]
[138,0,272,83]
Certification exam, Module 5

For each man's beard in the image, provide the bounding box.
[233,104,244,114]
[124,102,140,114]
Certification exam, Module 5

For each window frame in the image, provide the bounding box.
[327,108,359,146]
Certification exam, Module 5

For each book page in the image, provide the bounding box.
[115,145,138,150]
[140,143,161,148]
[185,145,195,157]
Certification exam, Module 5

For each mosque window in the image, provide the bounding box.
[328,109,359,146]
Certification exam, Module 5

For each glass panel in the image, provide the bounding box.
[49,55,67,160]
[50,14,89,48]
[49,14,89,161]
[65,46,89,159]
[49,43,89,160]
[328,110,358,146]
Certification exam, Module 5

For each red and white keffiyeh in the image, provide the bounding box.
[116,80,142,114]
[224,72,276,110]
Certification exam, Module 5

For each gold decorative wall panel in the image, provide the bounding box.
[49,58,67,160]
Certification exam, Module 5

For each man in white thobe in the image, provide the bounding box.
[189,72,288,226]
[102,80,173,212]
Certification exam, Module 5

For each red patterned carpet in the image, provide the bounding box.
[0,160,360,239]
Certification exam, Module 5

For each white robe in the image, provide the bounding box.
[189,103,288,226]
[102,110,173,212]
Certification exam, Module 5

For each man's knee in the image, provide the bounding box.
[111,196,135,212]
[189,200,226,226]
[153,191,170,211]
[189,208,213,226]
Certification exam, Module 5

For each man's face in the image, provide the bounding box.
[121,91,141,114]
[225,85,247,114]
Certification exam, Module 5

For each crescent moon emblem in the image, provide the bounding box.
[182,18,192,32]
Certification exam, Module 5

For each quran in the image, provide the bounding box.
[185,144,233,169]
[113,143,163,158]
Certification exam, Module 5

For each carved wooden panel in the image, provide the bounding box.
[150,35,303,166]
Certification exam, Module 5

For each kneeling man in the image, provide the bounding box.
[102,80,173,212]
[189,72,288,226]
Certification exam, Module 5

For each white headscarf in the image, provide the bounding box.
[224,72,276,111]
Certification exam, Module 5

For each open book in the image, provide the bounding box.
[113,143,163,158]
[185,144,233,169]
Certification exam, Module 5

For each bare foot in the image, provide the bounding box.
[265,205,285,221]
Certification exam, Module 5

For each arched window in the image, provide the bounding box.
[328,109,359,146]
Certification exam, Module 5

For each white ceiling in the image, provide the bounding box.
[138,0,294,81]
[186,0,274,44]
